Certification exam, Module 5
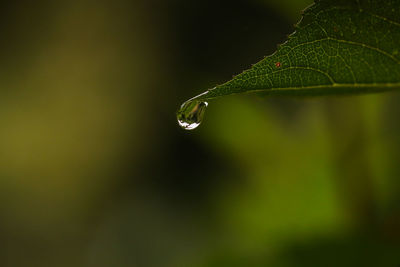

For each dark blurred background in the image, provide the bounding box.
[0,0,399,266]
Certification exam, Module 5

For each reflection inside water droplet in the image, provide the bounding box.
[177,100,208,130]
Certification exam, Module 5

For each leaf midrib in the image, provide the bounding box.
[201,82,400,100]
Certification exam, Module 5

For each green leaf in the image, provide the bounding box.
[189,0,400,102]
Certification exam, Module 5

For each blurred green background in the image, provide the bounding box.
[0,0,399,266]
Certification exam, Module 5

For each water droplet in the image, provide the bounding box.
[177,100,208,130]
